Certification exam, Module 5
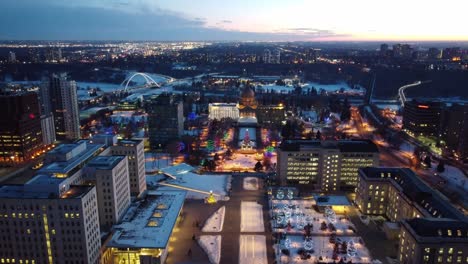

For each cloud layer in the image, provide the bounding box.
[0,0,340,41]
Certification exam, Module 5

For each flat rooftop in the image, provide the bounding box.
[39,142,103,175]
[314,195,351,206]
[0,184,94,199]
[405,218,468,238]
[87,156,125,170]
[108,190,186,249]
[280,139,378,153]
[117,139,142,146]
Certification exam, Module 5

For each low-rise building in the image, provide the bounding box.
[208,103,239,120]
[101,190,185,264]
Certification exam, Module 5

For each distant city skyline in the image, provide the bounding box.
[1,0,468,41]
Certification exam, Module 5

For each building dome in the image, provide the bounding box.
[241,86,255,99]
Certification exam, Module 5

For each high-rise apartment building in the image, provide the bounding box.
[147,93,184,149]
[443,104,468,161]
[0,184,101,264]
[0,91,43,165]
[40,73,80,140]
[8,51,16,63]
[277,140,379,192]
[84,156,131,231]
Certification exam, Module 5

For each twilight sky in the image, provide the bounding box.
[1,0,467,41]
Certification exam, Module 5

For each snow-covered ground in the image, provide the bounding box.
[435,164,468,192]
[76,82,121,92]
[198,235,221,264]
[239,235,268,264]
[399,142,416,153]
[256,82,364,96]
[243,177,259,191]
[277,235,372,264]
[241,201,264,232]
[202,206,226,232]
[270,199,356,235]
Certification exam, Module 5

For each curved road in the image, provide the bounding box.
[398,81,421,106]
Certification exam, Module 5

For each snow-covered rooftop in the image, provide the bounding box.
[107,190,186,249]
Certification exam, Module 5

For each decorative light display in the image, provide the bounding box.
[303,236,314,251]
[287,189,294,200]
[276,189,284,199]
[206,140,215,152]
[284,238,291,249]
[177,142,185,152]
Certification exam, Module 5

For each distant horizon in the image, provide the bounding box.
[1,0,468,43]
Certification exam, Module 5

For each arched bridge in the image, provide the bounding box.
[120,72,161,92]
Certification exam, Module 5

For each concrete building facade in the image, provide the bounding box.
[0,184,101,264]
[85,156,131,231]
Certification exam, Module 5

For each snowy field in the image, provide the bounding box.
[277,235,371,264]
[239,235,268,264]
[243,177,259,191]
[241,201,264,232]
[202,206,226,232]
[198,235,221,264]
[270,199,356,235]
[436,164,468,192]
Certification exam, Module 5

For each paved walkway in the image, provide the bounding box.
[166,174,274,264]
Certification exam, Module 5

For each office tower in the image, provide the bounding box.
[277,140,379,192]
[147,94,184,149]
[108,140,146,198]
[263,49,280,64]
[208,103,240,120]
[393,44,403,57]
[0,91,43,165]
[401,44,413,58]
[40,114,56,145]
[403,100,443,137]
[40,73,80,140]
[355,167,468,264]
[263,49,272,63]
[443,104,468,161]
[0,184,101,264]
[8,51,16,63]
[85,156,131,231]
[380,44,389,56]
[428,47,442,60]
[306,48,319,62]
